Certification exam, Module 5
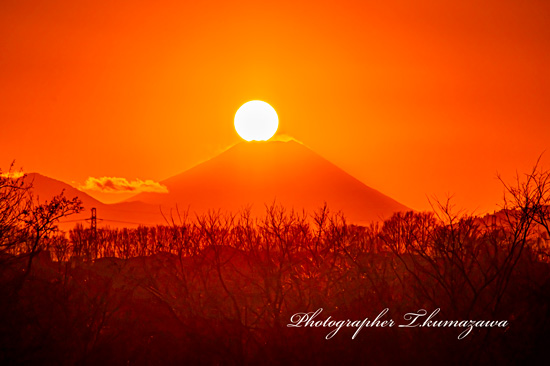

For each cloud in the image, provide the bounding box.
[0,171,25,179]
[80,176,168,194]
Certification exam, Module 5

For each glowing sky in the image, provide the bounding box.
[1,0,549,211]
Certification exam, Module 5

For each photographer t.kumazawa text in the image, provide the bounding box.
[287,308,509,340]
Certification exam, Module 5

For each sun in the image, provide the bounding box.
[234,101,278,141]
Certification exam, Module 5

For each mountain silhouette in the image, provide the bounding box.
[23,173,164,229]
[25,173,102,207]
[128,140,407,223]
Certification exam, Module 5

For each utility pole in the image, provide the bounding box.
[91,207,97,237]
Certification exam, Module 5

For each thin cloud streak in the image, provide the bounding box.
[0,171,25,179]
[80,177,168,194]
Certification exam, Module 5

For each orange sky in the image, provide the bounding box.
[1,0,549,213]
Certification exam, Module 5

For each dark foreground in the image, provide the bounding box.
[1,208,549,365]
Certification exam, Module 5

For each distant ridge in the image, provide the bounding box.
[25,173,102,207]
[23,173,164,229]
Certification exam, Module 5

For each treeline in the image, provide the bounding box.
[4,203,550,364]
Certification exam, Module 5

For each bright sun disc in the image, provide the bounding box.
[234,101,278,141]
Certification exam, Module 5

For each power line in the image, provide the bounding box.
[59,208,151,227]
[59,218,86,223]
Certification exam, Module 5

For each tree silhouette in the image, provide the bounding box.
[0,162,83,273]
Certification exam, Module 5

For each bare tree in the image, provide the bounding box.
[0,163,31,261]
[0,163,83,273]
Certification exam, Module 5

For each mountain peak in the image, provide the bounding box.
[129,141,407,224]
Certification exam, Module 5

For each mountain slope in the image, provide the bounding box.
[129,141,407,223]
[25,173,102,207]
[24,173,164,229]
